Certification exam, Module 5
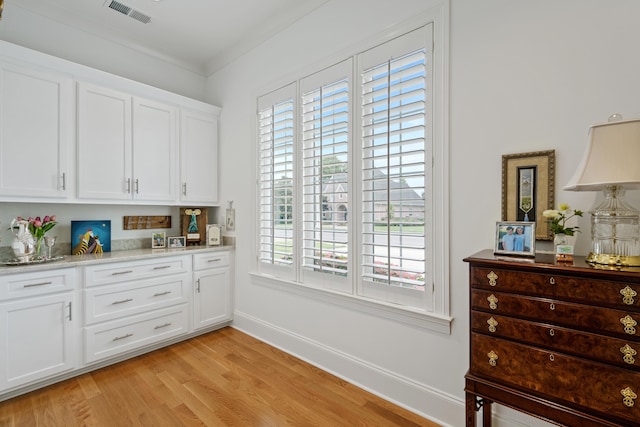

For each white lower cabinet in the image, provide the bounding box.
[0,249,232,399]
[82,255,191,365]
[0,269,76,392]
[193,252,232,330]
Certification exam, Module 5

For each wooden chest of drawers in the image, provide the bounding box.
[464,250,640,427]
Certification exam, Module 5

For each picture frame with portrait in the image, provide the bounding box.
[495,221,536,257]
[168,236,186,248]
[151,232,166,249]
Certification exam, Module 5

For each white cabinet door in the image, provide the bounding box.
[180,109,219,204]
[77,82,132,200]
[193,267,231,330]
[132,97,177,202]
[0,293,76,391]
[78,83,178,202]
[0,62,73,198]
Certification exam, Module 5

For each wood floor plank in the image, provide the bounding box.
[0,327,441,426]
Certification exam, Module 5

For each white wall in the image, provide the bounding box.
[208,1,640,426]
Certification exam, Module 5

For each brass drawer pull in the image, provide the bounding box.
[487,317,498,333]
[621,315,638,335]
[487,350,498,366]
[487,271,498,286]
[112,298,133,305]
[487,294,498,310]
[621,387,637,408]
[549,329,555,337]
[621,344,637,365]
[549,277,555,285]
[621,286,637,305]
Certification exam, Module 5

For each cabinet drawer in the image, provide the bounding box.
[193,251,229,271]
[472,289,640,339]
[0,268,75,300]
[471,266,640,310]
[84,256,190,287]
[84,273,189,324]
[471,333,640,425]
[84,304,188,364]
[472,311,640,370]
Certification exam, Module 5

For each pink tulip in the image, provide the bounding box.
[43,216,51,223]
[33,219,42,228]
[50,215,57,222]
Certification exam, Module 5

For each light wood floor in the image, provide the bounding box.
[0,327,441,426]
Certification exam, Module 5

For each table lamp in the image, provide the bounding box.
[564,116,640,266]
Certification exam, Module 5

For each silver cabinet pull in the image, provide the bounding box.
[61,172,66,191]
[68,301,72,321]
[196,278,201,293]
[154,322,172,330]
[112,270,133,276]
[182,182,187,196]
[112,298,133,305]
[113,333,133,341]
[153,265,171,270]
[135,178,139,194]
[126,178,131,194]
[207,258,221,263]
[153,291,171,297]
[24,281,53,288]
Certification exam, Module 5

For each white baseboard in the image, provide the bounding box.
[232,310,463,427]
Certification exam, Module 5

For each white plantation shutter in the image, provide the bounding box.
[258,83,296,279]
[300,59,352,291]
[358,26,432,308]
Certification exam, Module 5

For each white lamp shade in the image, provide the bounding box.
[564,118,640,191]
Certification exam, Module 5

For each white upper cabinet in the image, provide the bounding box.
[77,83,177,202]
[0,61,73,199]
[180,108,219,204]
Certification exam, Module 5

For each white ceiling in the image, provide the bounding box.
[6,0,329,75]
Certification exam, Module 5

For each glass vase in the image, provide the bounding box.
[554,233,573,262]
[34,236,43,259]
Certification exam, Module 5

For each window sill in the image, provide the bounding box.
[249,272,453,334]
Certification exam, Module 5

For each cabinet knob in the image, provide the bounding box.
[487,350,498,367]
[549,303,555,311]
[487,317,498,333]
[620,344,637,365]
[182,182,187,196]
[549,329,555,337]
[487,271,498,286]
[549,277,555,285]
[621,387,637,408]
[487,294,498,310]
[620,315,638,335]
[621,286,637,305]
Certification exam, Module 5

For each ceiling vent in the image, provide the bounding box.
[105,0,151,24]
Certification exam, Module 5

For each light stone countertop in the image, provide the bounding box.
[0,245,233,275]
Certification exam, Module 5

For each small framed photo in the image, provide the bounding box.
[168,236,186,248]
[495,221,536,257]
[152,232,166,249]
[206,224,223,246]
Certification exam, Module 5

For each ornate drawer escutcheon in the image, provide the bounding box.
[621,387,637,408]
[487,350,498,366]
[487,317,498,333]
[621,286,638,305]
[620,315,638,335]
[487,294,498,310]
[621,344,638,365]
[487,271,498,287]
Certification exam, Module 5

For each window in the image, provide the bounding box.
[256,21,448,321]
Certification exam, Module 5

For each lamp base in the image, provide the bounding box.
[586,252,640,267]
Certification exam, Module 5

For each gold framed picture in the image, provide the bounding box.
[502,150,555,241]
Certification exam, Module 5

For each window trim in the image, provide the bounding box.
[251,3,451,332]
